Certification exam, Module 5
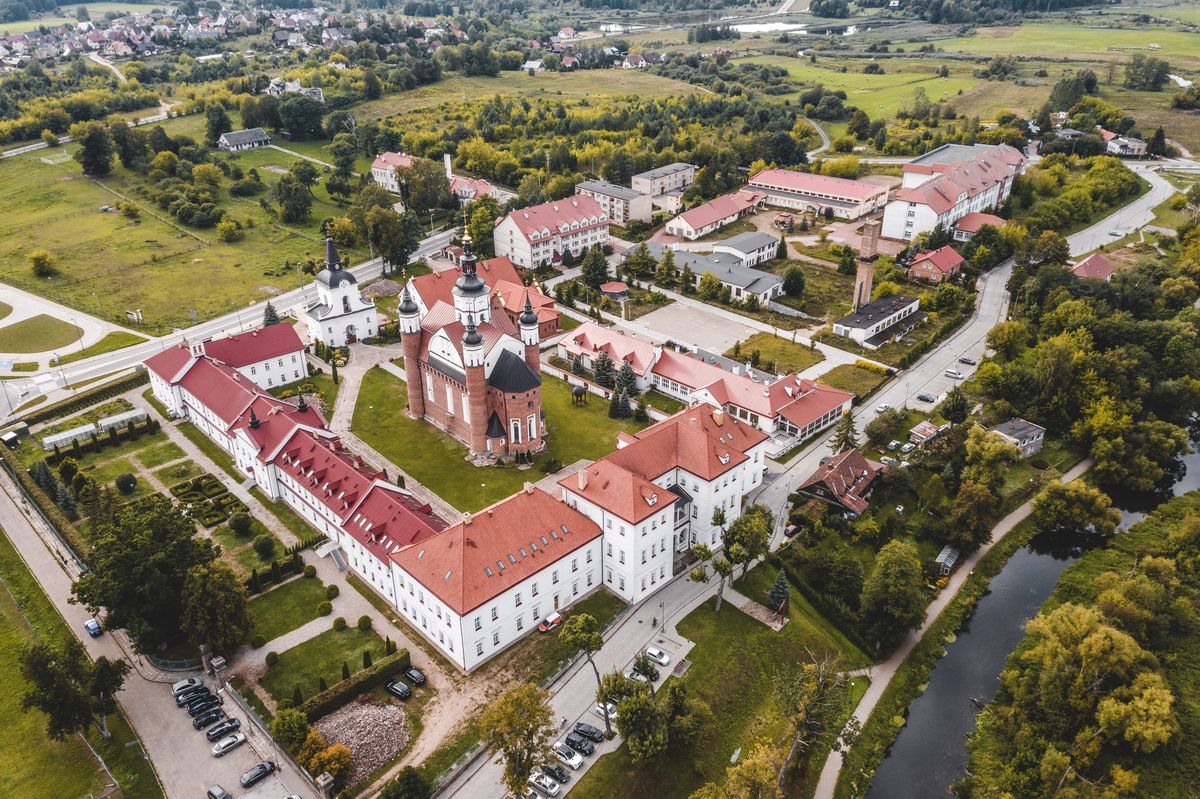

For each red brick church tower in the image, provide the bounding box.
[398,234,545,461]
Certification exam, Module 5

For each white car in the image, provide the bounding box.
[887,440,901,450]
[900,443,916,454]
[875,403,890,413]
[529,772,561,796]
[593,701,618,721]
[554,742,584,770]
[624,666,649,683]
[171,677,202,697]
[211,732,246,757]
[644,646,670,667]
[944,368,964,380]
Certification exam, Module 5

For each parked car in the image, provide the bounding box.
[176,686,210,706]
[593,702,618,722]
[880,456,898,466]
[875,403,890,413]
[553,742,583,770]
[624,666,649,684]
[573,722,604,742]
[900,443,916,454]
[188,697,222,717]
[84,618,102,637]
[887,440,901,450]
[211,732,246,757]
[192,708,225,730]
[171,677,202,697]
[239,761,276,788]
[783,524,799,539]
[205,786,233,799]
[403,666,426,686]
[632,662,659,681]
[542,761,571,783]
[537,612,564,633]
[916,393,936,403]
[528,772,561,796]
[944,368,964,380]
[1109,229,1122,237]
[385,679,412,700]
[565,732,595,756]
[958,356,977,365]
[206,718,241,742]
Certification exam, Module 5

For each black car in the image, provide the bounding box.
[634,663,659,681]
[958,356,977,365]
[565,732,594,755]
[403,666,426,686]
[240,761,277,788]
[206,718,242,742]
[541,763,570,784]
[192,708,225,730]
[176,686,211,706]
[573,722,604,743]
[916,393,936,403]
[187,696,222,717]
[385,679,412,700]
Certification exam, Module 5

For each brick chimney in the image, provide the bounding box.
[860,219,881,260]
[853,258,875,312]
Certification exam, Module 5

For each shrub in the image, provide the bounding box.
[252,534,276,560]
[325,584,339,600]
[363,650,373,668]
[303,564,317,578]
[296,650,411,721]
[357,615,372,632]
[333,616,347,631]
[228,512,253,536]
[252,635,266,649]
[266,651,279,666]
[318,601,333,616]
[114,473,137,494]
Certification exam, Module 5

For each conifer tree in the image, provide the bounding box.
[832,411,859,453]
[593,351,615,388]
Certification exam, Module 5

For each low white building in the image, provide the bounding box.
[832,295,925,349]
[710,231,779,267]
[303,238,377,347]
[217,127,271,152]
[575,179,653,224]
[493,195,609,269]
[665,191,765,240]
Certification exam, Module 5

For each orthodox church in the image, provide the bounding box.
[303,237,377,347]
[399,234,545,462]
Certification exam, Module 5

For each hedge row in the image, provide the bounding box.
[44,419,161,466]
[894,308,972,370]
[0,454,89,558]
[296,649,410,722]
[245,534,327,594]
[23,371,150,425]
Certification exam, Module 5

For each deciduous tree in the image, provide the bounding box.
[859,539,925,650]
[1032,480,1120,538]
[181,561,252,654]
[70,120,114,176]
[20,639,128,739]
[616,687,667,761]
[477,684,555,797]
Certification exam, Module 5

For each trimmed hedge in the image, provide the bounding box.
[23,371,149,425]
[296,649,410,722]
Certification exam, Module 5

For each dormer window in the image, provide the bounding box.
[646,493,657,505]
[718,453,730,465]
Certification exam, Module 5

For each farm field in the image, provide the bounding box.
[929,23,1200,69]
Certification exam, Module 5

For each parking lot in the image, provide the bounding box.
[636,302,757,353]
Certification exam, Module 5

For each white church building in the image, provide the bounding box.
[303,238,377,347]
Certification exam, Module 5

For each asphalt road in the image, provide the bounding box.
[0,471,316,799]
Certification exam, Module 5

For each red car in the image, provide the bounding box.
[538,612,564,633]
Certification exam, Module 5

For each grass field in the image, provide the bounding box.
[0,314,83,353]
[211,520,285,574]
[929,23,1200,68]
[768,259,853,321]
[352,368,647,511]
[818,363,889,398]
[136,440,185,468]
[726,331,824,374]
[0,301,10,321]
[260,625,389,704]
[55,331,146,365]
[153,459,201,486]
[248,576,328,644]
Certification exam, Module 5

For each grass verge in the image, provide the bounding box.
[248,575,328,643]
[54,331,146,365]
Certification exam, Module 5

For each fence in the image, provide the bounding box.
[0,455,87,572]
[147,653,202,671]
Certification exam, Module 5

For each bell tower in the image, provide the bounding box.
[519,291,540,374]
[462,315,488,455]
[452,234,491,325]
[398,286,424,419]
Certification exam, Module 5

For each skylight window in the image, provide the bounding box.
[550,530,559,540]
[540,535,549,546]
[508,554,517,564]
[519,547,528,558]
[417,549,425,560]
[530,541,538,551]
[560,525,570,536]
[497,560,506,571]
[484,566,494,577]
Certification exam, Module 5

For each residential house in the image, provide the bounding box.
[795,449,885,517]
[575,179,653,224]
[493,196,609,269]
[665,191,765,240]
[1069,252,1116,281]
[951,211,1005,242]
[217,127,271,152]
[990,418,1046,457]
[908,245,964,283]
[370,151,416,194]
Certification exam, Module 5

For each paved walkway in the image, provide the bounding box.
[812,458,1093,799]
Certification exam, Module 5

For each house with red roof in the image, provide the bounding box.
[795,449,885,517]
[408,255,560,337]
[746,169,889,221]
[881,143,1027,242]
[1069,252,1116,282]
[149,322,305,397]
[951,211,1005,242]
[494,195,610,268]
[560,405,769,602]
[908,245,964,283]
[665,190,766,240]
[390,484,604,670]
[370,151,417,194]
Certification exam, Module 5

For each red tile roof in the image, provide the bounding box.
[490,279,557,325]
[748,168,885,201]
[599,281,628,293]
[450,175,494,198]
[558,323,658,376]
[952,212,1006,234]
[202,323,304,368]
[896,148,1023,215]
[501,196,607,242]
[796,449,883,515]
[911,245,964,275]
[673,191,764,233]
[372,151,415,171]
[1070,253,1116,280]
[144,345,193,383]
[418,302,519,362]
[408,256,523,311]
[390,487,602,615]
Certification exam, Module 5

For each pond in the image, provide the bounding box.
[865,445,1200,798]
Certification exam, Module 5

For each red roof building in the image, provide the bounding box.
[665,191,766,240]
[746,168,889,221]
[795,449,885,517]
[407,255,560,338]
[370,151,418,194]
[908,245,964,283]
[1069,252,1116,281]
[494,196,609,269]
[952,211,1006,241]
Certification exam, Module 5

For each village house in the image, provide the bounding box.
[908,245,964,283]
[217,127,271,152]
[665,191,766,240]
[795,449,886,518]
[990,418,1047,458]
[493,196,610,269]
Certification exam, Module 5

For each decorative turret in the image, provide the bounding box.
[325,235,342,268]
[462,313,484,354]
[462,313,488,455]
[399,284,425,419]
[452,232,491,324]
[297,394,308,412]
[519,291,540,374]
[248,409,260,429]
[398,285,420,335]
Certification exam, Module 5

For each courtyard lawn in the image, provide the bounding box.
[259,625,389,704]
[248,576,329,644]
[571,577,868,799]
[0,314,82,353]
[0,301,10,321]
[352,368,648,512]
[154,459,202,486]
[726,331,824,375]
[55,331,146,365]
[817,363,889,398]
[85,456,153,500]
[768,260,854,321]
[640,389,687,416]
[250,487,321,542]
[178,421,242,481]
[211,520,285,574]
[136,440,187,468]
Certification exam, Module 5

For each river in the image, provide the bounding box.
[865,445,1200,799]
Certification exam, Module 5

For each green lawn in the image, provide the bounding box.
[352,368,648,511]
[54,331,146,365]
[640,389,687,415]
[85,456,153,499]
[250,487,321,543]
[929,22,1200,68]
[275,372,340,418]
[726,331,824,375]
[178,422,243,481]
[211,520,285,574]
[768,260,854,321]
[0,301,10,321]
[136,441,186,468]
[0,314,82,353]
[248,576,328,644]
[818,363,889,398]
[260,625,389,704]
[48,431,169,474]
[153,459,202,486]
[572,575,867,799]
[0,527,163,799]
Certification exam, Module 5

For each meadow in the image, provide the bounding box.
[928,22,1200,70]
